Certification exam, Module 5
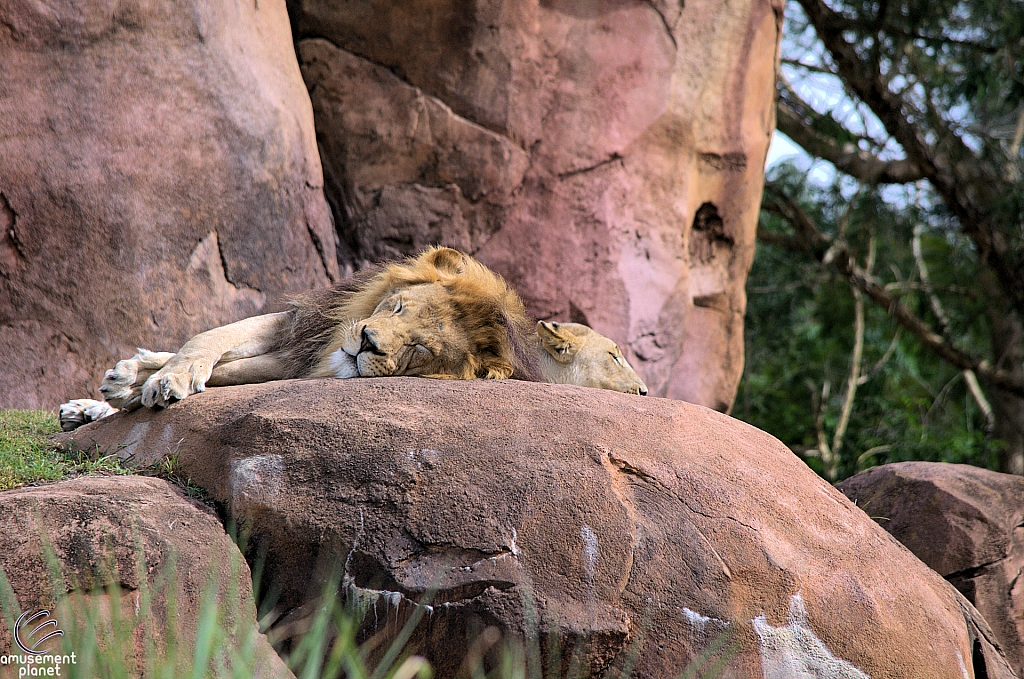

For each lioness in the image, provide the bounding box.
[60,247,647,431]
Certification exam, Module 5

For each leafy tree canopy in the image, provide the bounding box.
[740,0,1024,480]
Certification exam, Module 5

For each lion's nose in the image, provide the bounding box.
[359,327,381,355]
[639,385,648,396]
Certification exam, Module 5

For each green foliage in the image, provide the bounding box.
[0,410,129,491]
[748,0,1024,478]
[741,170,1002,480]
[0,546,277,679]
[0,410,62,490]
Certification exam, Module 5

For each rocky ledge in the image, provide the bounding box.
[57,378,1014,678]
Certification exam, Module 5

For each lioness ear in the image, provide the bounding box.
[421,247,466,274]
[537,321,582,363]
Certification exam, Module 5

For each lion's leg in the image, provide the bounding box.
[59,398,119,431]
[141,311,293,408]
[59,349,175,431]
[206,353,291,386]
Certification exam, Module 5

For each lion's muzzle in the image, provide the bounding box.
[359,327,384,356]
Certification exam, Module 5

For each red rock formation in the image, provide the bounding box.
[293,0,782,408]
[66,380,1014,678]
[0,476,291,679]
[0,0,336,409]
[839,462,1024,678]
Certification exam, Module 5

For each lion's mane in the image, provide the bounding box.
[274,247,541,381]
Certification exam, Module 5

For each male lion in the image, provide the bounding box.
[59,247,647,431]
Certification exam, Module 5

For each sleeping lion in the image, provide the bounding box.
[60,247,647,431]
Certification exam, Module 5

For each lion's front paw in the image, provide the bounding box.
[99,349,175,409]
[59,398,118,431]
[140,356,213,408]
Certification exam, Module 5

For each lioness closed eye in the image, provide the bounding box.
[60,247,647,431]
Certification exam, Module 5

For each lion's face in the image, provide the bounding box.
[337,283,479,379]
[537,321,648,396]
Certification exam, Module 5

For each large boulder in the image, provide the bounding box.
[65,379,1014,678]
[838,462,1024,678]
[291,0,782,408]
[0,0,338,410]
[0,476,291,678]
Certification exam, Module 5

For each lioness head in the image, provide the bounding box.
[319,247,534,380]
[536,321,648,396]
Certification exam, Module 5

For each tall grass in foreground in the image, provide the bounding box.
[0,410,736,677]
[0,547,738,679]
[252,570,738,679]
[0,536,271,679]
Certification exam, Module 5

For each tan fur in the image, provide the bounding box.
[60,248,646,430]
[89,248,536,412]
[536,321,648,396]
[309,247,533,381]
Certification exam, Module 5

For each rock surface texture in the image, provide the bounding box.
[0,476,291,679]
[0,0,338,409]
[292,0,783,408]
[838,461,1024,678]
[65,379,1014,678]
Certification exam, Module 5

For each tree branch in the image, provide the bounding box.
[830,236,874,477]
[912,225,996,428]
[759,191,830,256]
[858,327,900,384]
[1007,108,1024,182]
[912,225,951,334]
[794,0,1024,315]
[812,379,832,464]
[831,281,865,469]
[776,85,925,183]
[780,58,837,76]
[965,369,996,431]
[758,189,1024,397]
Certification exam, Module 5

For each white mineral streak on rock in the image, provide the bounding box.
[229,454,284,510]
[956,651,970,679]
[344,582,432,632]
[683,606,712,635]
[119,422,151,460]
[581,524,599,580]
[682,606,729,635]
[752,593,870,679]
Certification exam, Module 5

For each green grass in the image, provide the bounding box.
[0,409,127,491]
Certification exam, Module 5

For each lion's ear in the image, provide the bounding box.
[421,247,466,274]
[537,321,582,363]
